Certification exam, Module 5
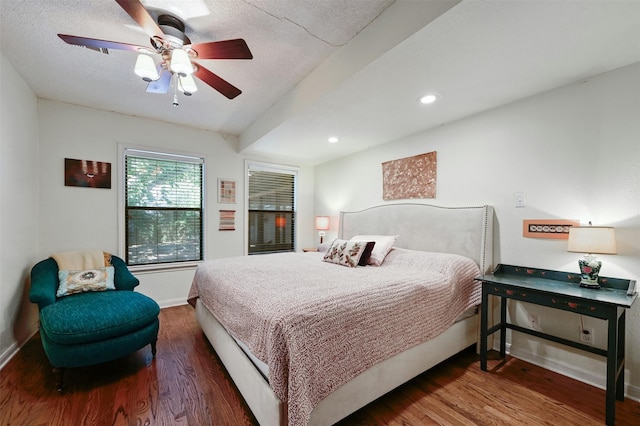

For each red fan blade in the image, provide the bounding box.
[115,0,164,40]
[190,39,253,60]
[58,34,152,53]
[193,64,242,99]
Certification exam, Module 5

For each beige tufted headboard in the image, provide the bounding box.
[339,203,494,273]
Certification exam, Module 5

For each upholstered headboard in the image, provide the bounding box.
[339,203,494,273]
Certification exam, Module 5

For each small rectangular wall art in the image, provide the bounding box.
[219,210,236,231]
[218,179,237,204]
[523,219,579,239]
[64,158,111,189]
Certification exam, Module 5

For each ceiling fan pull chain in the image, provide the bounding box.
[172,73,179,107]
[177,75,184,93]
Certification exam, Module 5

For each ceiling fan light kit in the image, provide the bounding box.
[134,54,159,82]
[169,48,193,77]
[58,0,253,104]
[179,74,198,96]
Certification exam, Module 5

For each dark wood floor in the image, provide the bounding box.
[1,304,639,425]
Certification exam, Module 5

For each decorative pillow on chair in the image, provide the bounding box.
[323,239,369,268]
[57,266,115,297]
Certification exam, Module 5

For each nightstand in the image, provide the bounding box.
[476,264,637,426]
[301,248,318,252]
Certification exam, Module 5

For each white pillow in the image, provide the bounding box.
[317,238,335,253]
[349,235,398,266]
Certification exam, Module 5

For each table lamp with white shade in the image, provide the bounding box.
[567,223,617,289]
[315,216,330,244]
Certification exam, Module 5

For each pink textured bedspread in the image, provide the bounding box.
[188,248,481,425]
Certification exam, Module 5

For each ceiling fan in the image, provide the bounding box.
[58,0,252,103]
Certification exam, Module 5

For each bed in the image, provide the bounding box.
[188,203,494,425]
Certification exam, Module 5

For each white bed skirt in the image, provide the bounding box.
[196,299,479,425]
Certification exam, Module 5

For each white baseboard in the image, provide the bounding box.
[0,341,22,371]
[0,324,39,371]
[158,298,188,309]
[503,342,640,403]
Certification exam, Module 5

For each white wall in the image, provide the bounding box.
[0,52,41,367]
[315,63,640,399]
[36,100,315,306]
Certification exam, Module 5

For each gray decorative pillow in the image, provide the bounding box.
[57,266,115,297]
[323,239,367,267]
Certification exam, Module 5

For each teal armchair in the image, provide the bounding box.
[30,255,160,391]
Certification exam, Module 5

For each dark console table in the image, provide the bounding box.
[476,264,637,425]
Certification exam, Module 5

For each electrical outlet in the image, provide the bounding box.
[528,314,540,331]
[579,327,594,345]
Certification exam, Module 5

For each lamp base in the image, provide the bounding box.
[578,256,602,289]
[579,280,601,289]
[318,230,326,245]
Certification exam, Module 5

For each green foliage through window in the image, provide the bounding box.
[125,150,203,265]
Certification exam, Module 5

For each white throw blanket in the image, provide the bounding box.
[188,248,481,425]
[51,249,106,270]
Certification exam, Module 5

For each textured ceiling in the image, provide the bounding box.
[0,0,394,135]
[1,1,640,165]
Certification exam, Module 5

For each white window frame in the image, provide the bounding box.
[119,143,207,272]
[244,160,298,255]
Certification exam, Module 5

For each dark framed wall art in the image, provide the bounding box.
[64,158,111,189]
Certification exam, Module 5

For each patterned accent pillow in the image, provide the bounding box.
[57,266,115,297]
[323,239,368,268]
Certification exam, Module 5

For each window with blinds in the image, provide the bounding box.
[247,163,297,254]
[124,149,203,265]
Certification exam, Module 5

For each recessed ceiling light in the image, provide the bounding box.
[328,136,339,143]
[419,93,441,105]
